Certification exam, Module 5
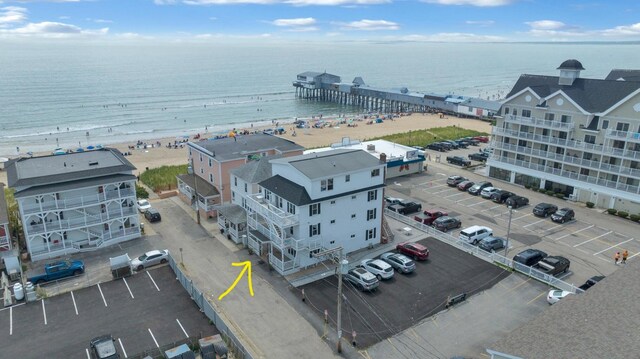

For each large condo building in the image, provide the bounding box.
[488,60,640,213]
[5,149,141,261]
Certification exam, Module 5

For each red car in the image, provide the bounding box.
[473,136,489,143]
[396,242,429,261]
[457,180,475,191]
[413,210,448,226]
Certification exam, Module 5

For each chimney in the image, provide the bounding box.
[379,153,387,163]
[557,59,585,86]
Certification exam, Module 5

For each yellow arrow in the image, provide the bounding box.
[218,261,254,301]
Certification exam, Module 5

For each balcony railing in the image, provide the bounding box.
[30,227,139,257]
[490,156,640,194]
[245,194,299,227]
[269,253,297,275]
[606,129,640,143]
[26,207,137,235]
[503,114,575,130]
[21,188,136,214]
[246,216,307,251]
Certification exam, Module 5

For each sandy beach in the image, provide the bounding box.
[0,113,491,185]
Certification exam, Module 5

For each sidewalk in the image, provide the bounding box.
[155,197,341,359]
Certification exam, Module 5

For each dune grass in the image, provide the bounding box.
[140,164,188,192]
[373,126,489,148]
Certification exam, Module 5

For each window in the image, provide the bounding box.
[321,178,334,191]
[584,135,596,144]
[371,168,380,177]
[232,191,236,200]
[287,202,296,214]
[521,125,529,133]
[351,214,356,219]
[309,223,321,237]
[518,140,528,147]
[309,203,321,216]
[309,249,321,259]
[234,177,237,186]
[351,195,357,200]
[330,240,335,244]
[616,122,630,132]
[200,168,204,174]
[350,234,355,238]
[330,219,335,224]
[512,109,518,116]
[522,109,531,118]
[330,200,336,204]
[199,154,203,162]
[366,228,377,240]
[209,173,213,183]
[367,190,378,202]
[276,196,283,208]
[602,120,609,130]
[561,115,571,123]
[244,183,248,193]
[208,158,212,167]
[545,113,555,121]
[504,107,510,114]
[367,208,377,221]
[264,190,271,200]
[345,174,350,182]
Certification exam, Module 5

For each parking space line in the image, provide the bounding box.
[493,210,510,218]
[487,204,502,211]
[147,271,160,291]
[628,251,640,260]
[573,231,613,247]
[466,200,487,207]
[176,318,189,338]
[97,283,108,307]
[123,277,135,299]
[513,213,532,221]
[505,278,530,293]
[9,306,12,335]
[42,300,47,325]
[456,196,478,203]
[71,291,79,315]
[433,188,455,195]
[148,328,160,348]
[118,338,128,358]
[526,291,547,305]
[542,223,565,232]
[444,192,467,199]
[592,238,635,255]
[554,225,594,241]
[523,219,545,228]
[424,184,448,190]
[86,348,91,359]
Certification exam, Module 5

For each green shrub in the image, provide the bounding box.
[375,126,489,148]
[617,211,629,218]
[140,164,188,192]
[136,185,149,199]
[546,190,555,196]
[538,188,547,193]
[630,214,640,222]
[607,208,617,215]
[524,184,531,189]
[586,202,595,208]
[555,193,564,199]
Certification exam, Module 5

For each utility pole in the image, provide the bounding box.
[504,205,513,257]
[312,247,345,353]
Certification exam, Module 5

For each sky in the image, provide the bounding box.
[0,0,639,42]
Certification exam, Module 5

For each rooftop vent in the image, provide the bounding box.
[367,144,376,152]
[89,161,99,166]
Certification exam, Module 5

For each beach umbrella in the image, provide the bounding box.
[228,131,236,138]
[53,150,66,156]
[27,152,34,157]
[86,145,95,150]
[76,148,85,152]
[96,144,103,149]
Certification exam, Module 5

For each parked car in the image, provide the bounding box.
[414,209,448,226]
[144,208,162,222]
[447,175,467,187]
[480,187,500,199]
[473,136,490,143]
[468,181,493,195]
[459,225,493,245]
[397,201,422,215]
[491,190,516,204]
[446,156,471,167]
[442,140,460,149]
[359,259,394,280]
[136,199,151,213]
[453,140,469,149]
[28,260,85,285]
[460,137,480,146]
[533,256,570,276]
[90,335,120,359]
[513,249,548,266]
[578,276,605,291]
[344,267,379,292]
[547,290,573,305]
[130,249,169,271]
[426,143,447,152]
[384,196,404,205]
[468,152,489,162]
[457,180,475,191]
[551,208,575,223]
[478,236,507,252]
[438,142,453,151]
[533,203,558,217]
[379,252,416,274]
[396,242,429,261]
[505,195,529,208]
[433,216,462,232]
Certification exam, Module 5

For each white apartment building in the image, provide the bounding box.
[5,148,141,261]
[0,183,11,252]
[244,149,387,275]
[488,59,640,213]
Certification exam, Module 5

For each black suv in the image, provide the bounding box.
[551,208,575,223]
[513,249,548,266]
[533,256,570,276]
[505,195,529,208]
[447,175,467,187]
[432,216,461,232]
[446,156,471,167]
[468,181,493,195]
[491,190,515,204]
[426,143,447,152]
[397,201,422,215]
[468,152,489,162]
[533,203,558,217]
[144,208,162,223]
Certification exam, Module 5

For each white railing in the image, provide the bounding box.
[606,129,640,142]
[269,253,297,275]
[22,188,136,214]
[26,207,137,235]
[246,215,306,251]
[503,114,575,130]
[245,194,298,227]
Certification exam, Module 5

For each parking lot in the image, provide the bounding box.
[0,266,217,359]
[296,237,510,348]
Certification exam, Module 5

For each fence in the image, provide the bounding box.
[384,209,582,293]
[168,254,254,359]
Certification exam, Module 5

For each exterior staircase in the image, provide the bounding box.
[381,216,394,243]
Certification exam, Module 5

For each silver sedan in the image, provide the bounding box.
[130,249,169,271]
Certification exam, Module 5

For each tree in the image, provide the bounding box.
[4,187,24,251]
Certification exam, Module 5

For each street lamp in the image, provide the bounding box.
[504,205,513,257]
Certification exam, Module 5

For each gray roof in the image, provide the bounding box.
[260,175,312,206]
[189,134,304,162]
[176,174,219,197]
[557,59,585,70]
[6,148,136,189]
[605,69,640,82]
[216,203,247,224]
[298,71,323,78]
[270,149,381,180]
[489,261,640,359]
[0,183,8,224]
[230,155,281,184]
[14,174,136,198]
[505,74,640,113]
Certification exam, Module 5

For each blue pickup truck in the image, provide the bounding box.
[28,260,85,285]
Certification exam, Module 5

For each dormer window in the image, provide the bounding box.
[321,178,333,191]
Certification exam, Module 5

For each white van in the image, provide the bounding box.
[459,225,493,245]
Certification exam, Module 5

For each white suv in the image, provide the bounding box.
[345,268,379,291]
[459,225,493,245]
[360,259,394,280]
[480,187,500,199]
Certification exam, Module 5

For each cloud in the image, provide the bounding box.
[285,26,319,32]
[0,21,108,37]
[154,0,177,4]
[182,0,389,5]
[600,22,640,37]
[58,15,70,20]
[525,20,565,30]
[271,17,316,26]
[194,32,272,39]
[422,0,511,6]
[387,32,506,42]
[465,20,494,26]
[338,19,399,31]
[93,19,113,24]
[0,6,28,26]
[523,19,640,40]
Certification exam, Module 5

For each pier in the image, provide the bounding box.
[293,71,501,118]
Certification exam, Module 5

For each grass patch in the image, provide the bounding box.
[372,126,489,148]
[140,164,188,192]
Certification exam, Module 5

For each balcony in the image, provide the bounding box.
[21,188,135,214]
[606,129,640,143]
[490,156,640,195]
[246,194,299,228]
[269,253,297,275]
[503,114,575,130]
[26,207,137,235]
[247,215,306,251]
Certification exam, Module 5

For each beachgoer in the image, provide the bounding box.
[16,146,19,153]
[614,252,620,264]
[622,250,628,264]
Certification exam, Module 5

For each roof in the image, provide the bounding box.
[305,139,422,164]
[557,59,585,70]
[230,155,281,184]
[6,148,136,189]
[489,260,640,359]
[259,175,312,206]
[189,134,304,162]
[298,71,322,78]
[0,183,8,224]
[14,174,137,198]
[176,174,219,197]
[461,97,502,112]
[270,149,382,180]
[605,69,640,82]
[505,74,640,113]
[216,203,247,224]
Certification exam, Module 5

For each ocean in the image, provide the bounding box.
[1,41,638,156]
